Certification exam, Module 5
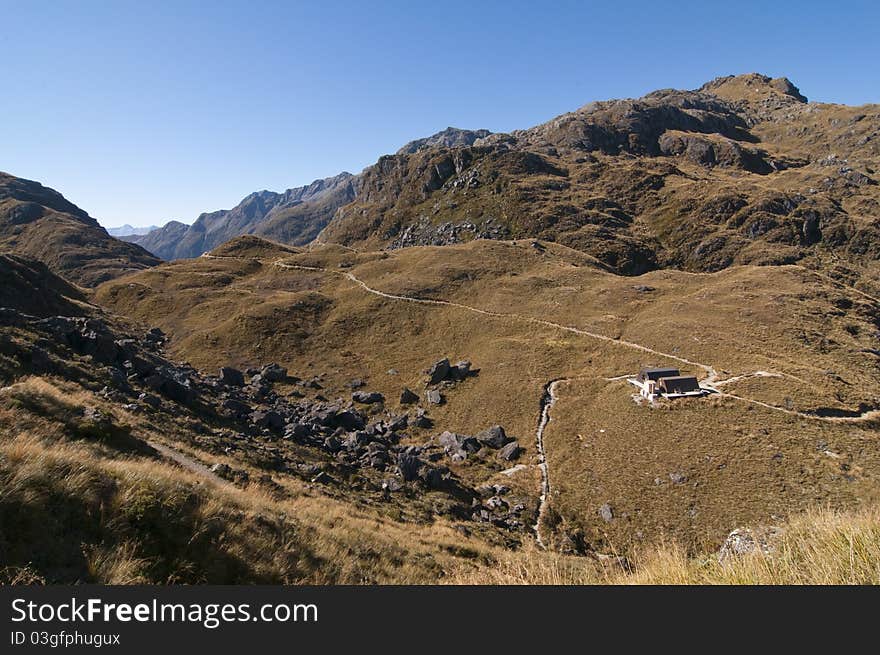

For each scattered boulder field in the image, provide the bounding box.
[0,287,532,537]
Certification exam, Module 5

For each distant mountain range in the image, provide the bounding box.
[120,128,495,261]
[122,172,359,260]
[106,224,161,237]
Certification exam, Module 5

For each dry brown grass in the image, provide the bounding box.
[95,239,880,554]
[449,505,880,585]
[2,376,878,585]
[0,377,502,584]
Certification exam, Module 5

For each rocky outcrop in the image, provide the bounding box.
[396,127,492,155]
[0,300,497,523]
[657,131,773,173]
[717,526,781,564]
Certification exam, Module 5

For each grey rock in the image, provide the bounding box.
[222,397,251,417]
[250,410,285,431]
[412,412,433,429]
[138,393,161,408]
[718,527,780,564]
[219,366,245,387]
[285,422,313,441]
[427,358,451,384]
[599,503,614,522]
[476,425,511,449]
[331,410,366,431]
[261,363,288,382]
[486,496,507,510]
[437,431,474,455]
[387,414,408,432]
[352,390,384,404]
[210,463,232,478]
[146,327,165,343]
[382,478,403,492]
[453,360,471,379]
[419,466,449,489]
[311,471,332,484]
[460,436,480,453]
[397,451,424,481]
[498,440,522,461]
[425,389,444,405]
[144,370,195,405]
[399,387,419,404]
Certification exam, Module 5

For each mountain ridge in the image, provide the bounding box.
[107,223,161,237]
[315,73,879,280]
[128,172,358,260]
[0,172,160,286]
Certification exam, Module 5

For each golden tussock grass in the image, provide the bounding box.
[0,377,500,584]
[3,376,879,585]
[94,240,880,555]
[447,505,880,585]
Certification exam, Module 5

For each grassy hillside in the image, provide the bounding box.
[448,505,880,584]
[0,172,159,286]
[0,376,506,584]
[3,376,877,585]
[96,236,880,555]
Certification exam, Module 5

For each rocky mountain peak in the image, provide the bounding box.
[396,127,493,155]
[699,73,808,104]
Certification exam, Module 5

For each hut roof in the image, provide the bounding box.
[639,367,681,381]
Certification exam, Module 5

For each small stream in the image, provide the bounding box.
[533,379,565,549]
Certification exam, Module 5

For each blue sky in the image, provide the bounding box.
[3,1,878,228]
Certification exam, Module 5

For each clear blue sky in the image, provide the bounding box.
[3,0,878,228]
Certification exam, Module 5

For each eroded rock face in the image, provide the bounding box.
[396,127,493,155]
